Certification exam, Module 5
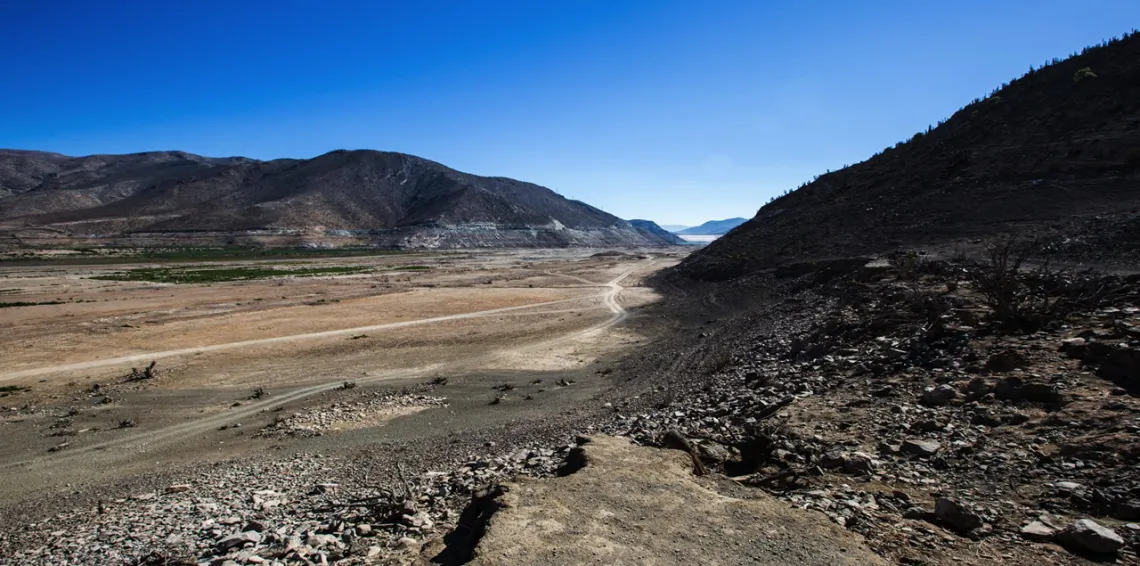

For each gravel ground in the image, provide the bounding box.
[4,251,1140,565]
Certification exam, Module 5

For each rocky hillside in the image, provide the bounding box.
[627,219,686,244]
[0,149,678,249]
[679,31,1140,280]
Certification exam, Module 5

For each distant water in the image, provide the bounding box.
[678,234,720,244]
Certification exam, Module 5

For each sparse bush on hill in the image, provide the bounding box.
[968,238,1115,332]
[1073,67,1098,81]
[126,361,158,382]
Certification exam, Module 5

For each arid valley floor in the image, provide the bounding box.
[0,250,676,511]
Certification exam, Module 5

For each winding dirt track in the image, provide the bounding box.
[0,295,589,383]
[0,261,649,471]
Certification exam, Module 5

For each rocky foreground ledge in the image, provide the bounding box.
[454,435,887,565]
[0,434,887,566]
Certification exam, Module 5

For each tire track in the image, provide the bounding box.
[0,260,650,471]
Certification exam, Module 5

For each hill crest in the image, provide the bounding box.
[0,149,678,249]
[677,31,1140,279]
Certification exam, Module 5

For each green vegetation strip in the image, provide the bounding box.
[0,385,30,397]
[91,266,371,284]
[391,265,431,271]
[1,247,407,265]
[0,301,65,308]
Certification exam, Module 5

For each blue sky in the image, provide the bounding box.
[2,1,1137,225]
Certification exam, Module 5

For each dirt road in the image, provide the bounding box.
[0,260,650,473]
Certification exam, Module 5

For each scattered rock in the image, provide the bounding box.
[1058,518,1124,554]
[1020,521,1057,541]
[901,439,941,458]
[920,384,957,406]
[986,350,1028,373]
[1114,499,1140,521]
[217,531,261,551]
[934,498,982,533]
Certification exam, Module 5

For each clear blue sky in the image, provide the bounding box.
[2,1,1137,225]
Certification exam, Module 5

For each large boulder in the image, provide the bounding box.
[1058,518,1124,554]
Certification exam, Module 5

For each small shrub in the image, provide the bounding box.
[0,385,30,398]
[887,250,929,281]
[966,238,1103,331]
[1073,67,1097,82]
[127,361,158,382]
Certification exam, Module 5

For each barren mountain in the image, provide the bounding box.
[678,31,1140,280]
[627,219,686,244]
[674,217,746,235]
[0,149,677,248]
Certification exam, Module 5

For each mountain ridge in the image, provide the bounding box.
[675,31,1140,280]
[0,149,680,249]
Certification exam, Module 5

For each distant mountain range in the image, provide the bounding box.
[0,149,681,249]
[673,218,747,235]
[658,224,690,233]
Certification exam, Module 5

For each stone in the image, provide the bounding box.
[306,533,342,549]
[921,384,956,406]
[901,439,941,458]
[1054,481,1083,492]
[1114,499,1140,521]
[165,484,191,494]
[216,531,261,551]
[1059,518,1124,554]
[934,498,982,533]
[842,452,877,475]
[903,507,928,520]
[396,537,420,551]
[986,350,1028,373]
[355,523,373,536]
[1097,346,1140,392]
[1020,521,1057,541]
[994,376,1067,407]
[1060,337,1087,359]
[403,511,434,531]
[696,441,735,463]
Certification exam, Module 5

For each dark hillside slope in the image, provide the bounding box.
[0,149,678,248]
[678,32,1140,280]
[628,219,686,244]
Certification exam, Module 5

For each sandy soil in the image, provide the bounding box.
[0,249,681,508]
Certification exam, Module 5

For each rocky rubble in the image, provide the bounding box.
[0,440,569,565]
[254,391,448,439]
[597,255,1140,564]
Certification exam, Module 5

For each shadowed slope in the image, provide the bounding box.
[678,32,1140,279]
